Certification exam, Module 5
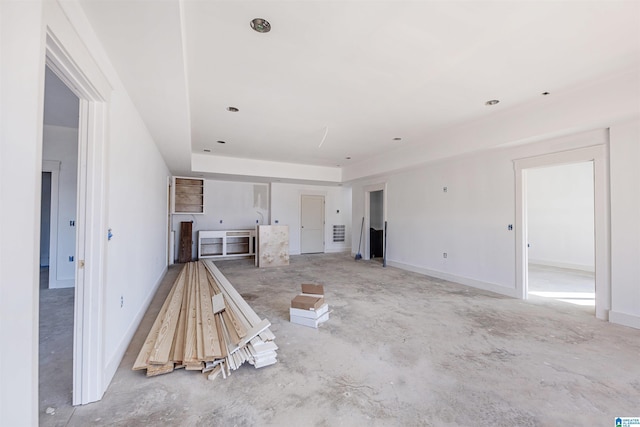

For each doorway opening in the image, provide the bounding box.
[45,30,110,405]
[301,195,325,254]
[514,144,610,320]
[364,183,386,263]
[526,162,595,310]
[369,190,384,263]
[39,66,79,415]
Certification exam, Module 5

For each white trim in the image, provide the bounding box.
[46,29,110,405]
[363,183,386,261]
[42,161,60,288]
[514,143,610,321]
[609,311,640,330]
[388,260,519,298]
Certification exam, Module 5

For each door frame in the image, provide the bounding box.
[46,30,109,405]
[363,183,387,261]
[514,144,610,320]
[300,194,325,254]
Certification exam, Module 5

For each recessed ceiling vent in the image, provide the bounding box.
[485,99,500,106]
[250,18,271,33]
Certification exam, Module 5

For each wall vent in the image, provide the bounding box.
[333,225,345,242]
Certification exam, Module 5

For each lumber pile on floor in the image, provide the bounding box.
[133,260,277,379]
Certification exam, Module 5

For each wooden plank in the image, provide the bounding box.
[214,314,228,359]
[185,362,204,371]
[183,262,198,363]
[223,296,247,338]
[207,365,222,381]
[198,261,222,359]
[132,264,185,370]
[222,309,242,346]
[203,260,261,325]
[146,362,174,377]
[194,264,205,361]
[148,267,187,364]
[203,260,275,341]
[212,293,225,314]
[171,263,190,363]
[228,319,271,356]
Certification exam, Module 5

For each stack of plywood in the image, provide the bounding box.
[133,260,277,380]
[290,284,329,328]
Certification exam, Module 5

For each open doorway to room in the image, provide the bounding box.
[39,66,79,416]
[515,144,610,321]
[364,183,386,263]
[526,162,595,310]
[369,190,384,263]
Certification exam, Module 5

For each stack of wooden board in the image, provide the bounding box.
[290,284,329,328]
[133,260,277,379]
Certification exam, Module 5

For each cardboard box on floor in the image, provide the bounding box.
[290,284,329,328]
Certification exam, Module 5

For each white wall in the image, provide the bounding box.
[103,88,170,381]
[1,1,170,423]
[172,180,269,259]
[43,125,79,287]
[351,130,609,298]
[271,183,352,255]
[527,162,594,271]
[609,119,640,329]
[0,2,45,424]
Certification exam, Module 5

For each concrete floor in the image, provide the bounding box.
[39,253,639,426]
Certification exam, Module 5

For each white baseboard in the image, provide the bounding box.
[325,247,350,254]
[387,260,519,298]
[528,259,595,273]
[103,265,168,387]
[609,310,640,330]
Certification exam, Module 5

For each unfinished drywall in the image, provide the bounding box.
[43,125,79,288]
[527,162,594,271]
[171,180,270,260]
[609,119,640,329]
[271,183,352,255]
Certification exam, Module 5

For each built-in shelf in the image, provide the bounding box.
[198,230,255,259]
[172,176,204,214]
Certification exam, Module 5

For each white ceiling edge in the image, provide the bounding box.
[343,68,640,183]
[191,153,342,183]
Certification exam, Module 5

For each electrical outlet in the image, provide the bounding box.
[70,220,75,227]
[69,255,74,262]
[120,295,124,308]
[219,220,223,224]
[443,186,448,193]
[508,224,513,230]
[443,252,447,259]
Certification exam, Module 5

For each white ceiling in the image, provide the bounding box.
[79,1,640,181]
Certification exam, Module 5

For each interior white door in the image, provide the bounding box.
[301,195,325,254]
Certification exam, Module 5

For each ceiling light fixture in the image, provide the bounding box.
[250,18,271,33]
[345,156,351,160]
[226,106,239,112]
[393,137,402,141]
[542,91,550,96]
[203,149,211,152]
[485,99,500,106]
[217,140,226,144]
